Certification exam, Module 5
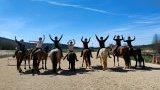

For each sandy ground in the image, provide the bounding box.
[0,52,160,90]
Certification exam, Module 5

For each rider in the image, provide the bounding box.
[29,35,45,55]
[95,34,109,58]
[63,39,78,61]
[13,36,26,57]
[49,34,63,57]
[113,35,123,53]
[80,36,93,58]
[123,36,135,50]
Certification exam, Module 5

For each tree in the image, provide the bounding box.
[152,34,160,54]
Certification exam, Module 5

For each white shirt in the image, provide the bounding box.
[68,44,74,52]
[36,40,44,48]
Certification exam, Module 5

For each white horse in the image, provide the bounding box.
[98,48,110,71]
[49,48,62,73]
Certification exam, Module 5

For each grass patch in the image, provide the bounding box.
[0,55,13,58]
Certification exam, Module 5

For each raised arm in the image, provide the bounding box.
[113,35,116,40]
[15,36,21,46]
[49,34,54,42]
[95,34,100,41]
[58,34,63,41]
[88,37,91,43]
[72,39,75,45]
[104,35,109,41]
[67,40,71,45]
[132,36,136,41]
[81,36,83,42]
[121,35,124,40]
[42,35,45,42]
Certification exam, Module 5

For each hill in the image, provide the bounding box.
[0,37,72,50]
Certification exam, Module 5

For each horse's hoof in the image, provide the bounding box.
[29,67,31,69]
[24,68,26,69]
[19,70,23,73]
[45,67,47,70]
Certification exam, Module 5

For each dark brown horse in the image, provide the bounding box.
[31,49,43,75]
[66,52,77,71]
[15,51,24,73]
[110,44,131,69]
[131,48,145,68]
[82,49,92,69]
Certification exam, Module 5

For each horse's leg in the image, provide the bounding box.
[68,62,70,69]
[24,59,26,69]
[28,59,31,69]
[41,59,44,69]
[45,59,47,69]
[113,55,115,67]
[103,58,107,71]
[58,60,61,70]
[85,59,88,68]
[117,56,119,66]
[18,59,23,73]
[17,59,19,71]
[88,57,91,69]
[82,57,84,67]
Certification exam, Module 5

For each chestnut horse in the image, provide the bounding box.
[14,48,33,73]
[110,44,131,69]
[81,49,92,69]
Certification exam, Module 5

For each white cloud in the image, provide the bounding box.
[32,0,114,15]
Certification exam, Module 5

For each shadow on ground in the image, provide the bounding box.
[21,65,160,75]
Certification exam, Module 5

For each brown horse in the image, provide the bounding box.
[15,51,24,73]
[24,48,33,69]
[14,48,33,73]
[82,49,92,69]
[49,48,62,74]
[110,44,131,69]
[66,52,77,71]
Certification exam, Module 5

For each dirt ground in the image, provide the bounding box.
[0,52,160,90]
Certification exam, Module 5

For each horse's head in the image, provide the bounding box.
[109,44,115,50]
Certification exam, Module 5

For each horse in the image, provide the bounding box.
[14,48,33,73]
[98,48,110,70]
[135,48,145,68]
[66,52,77,71]
[82,49,92,69]
[123,47,145,68]
[109,44,131,69]
[49,48,62,74]
[23,48,34,69]
[15,51,25,73]
[41,46,50,69]
[31,49,44,75]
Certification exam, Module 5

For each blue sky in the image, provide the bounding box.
[0,0,160,47]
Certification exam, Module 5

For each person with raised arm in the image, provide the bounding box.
[13,36,26,57]
[123,36,135,48]
[49,34,63,57]
[113,35,123,53]
[29,35,45,55]
[63,39,78,61]
[95,34,109,58]
[80,36,93,58]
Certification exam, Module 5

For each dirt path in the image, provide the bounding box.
[0,52,160,90]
